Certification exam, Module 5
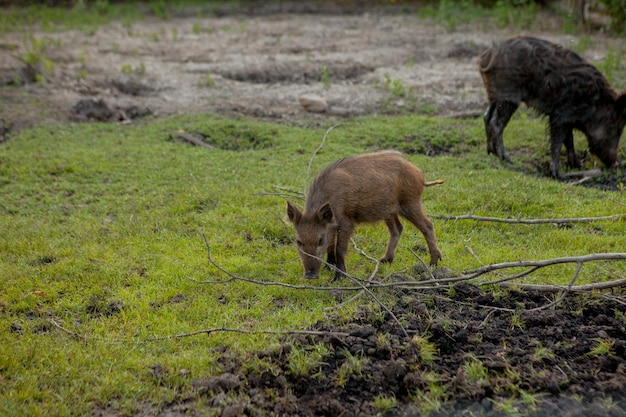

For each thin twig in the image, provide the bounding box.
[326,240,409,338]
[465,253,626,280]
[199,237,626,294]
[50,319,88,342]
[305,124,340,192]
[525,261,582,312]
[478,309,498,329]
[256,186,304,201]
[560,169,602,179]
[499,277,626,293]
[342,271,410,339]
[199,233,376,291]
[146,328,350,341]
[326,239,383,310]
[408,248,436,282]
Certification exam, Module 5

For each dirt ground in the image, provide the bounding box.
[182,283,626,417]
[2,2,626,416]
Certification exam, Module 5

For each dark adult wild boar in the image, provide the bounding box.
[286,151,443,281]
[478,36,626,178]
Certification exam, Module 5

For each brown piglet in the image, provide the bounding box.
[286,151,443,281]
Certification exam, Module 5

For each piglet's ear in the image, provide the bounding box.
[317,203,334,224]
[286,201,302,225]
[616,94,626,120]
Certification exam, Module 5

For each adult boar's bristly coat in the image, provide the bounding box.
[478,36,626,178]
[286,151,443,281]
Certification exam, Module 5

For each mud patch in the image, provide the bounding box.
[183,283,626,417]
[216,61,372,84]
[168,125,276,151]
[70,98,152,122]
[109,78,156,96]
[85,295,125,318]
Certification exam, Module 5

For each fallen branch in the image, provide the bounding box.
[499,277,626,293]
[198,233,379,291]
[431,213,626,225]
[256,186,304,201]
[409,248,436,282]
[170,131,216,149]
[305,124,340,192]
[50,318,88,342]
[326,239,384,310]
[202,232,410,338]
[524,261,582,312]
[199,233,626,296]
[466,253,626,282]
[561,169,602,179]
[146,327,351,341]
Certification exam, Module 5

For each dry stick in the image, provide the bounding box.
[182,243,626,342]
[408,248,436,282]
[51,317,354,343]
[146,328,351,342]
[432,213,626,225]
[304,124,340,192]
[50,318,88,342]
[198,237,626,294]
[291,240,410,338]
[465,253,626,281]
[500,277,626,293]
[172,131,216,149]
[199,233,388,290]
[525,261,582,312]
[256,186,304,201]
[600,293,626,306]
[325,239,383,310]
[198,234,356,291]
[560,169,602,179]
[324,239,380,311]
[202,231,409,337]
[342,272,410,339]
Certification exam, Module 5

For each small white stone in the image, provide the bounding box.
[299,93,328,113]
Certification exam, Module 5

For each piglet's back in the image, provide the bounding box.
[304,151,426,220]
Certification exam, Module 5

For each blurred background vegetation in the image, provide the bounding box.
[0,0,624,34]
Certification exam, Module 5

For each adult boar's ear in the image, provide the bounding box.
[286,201,302,225]
[317,203,334,225]
[616,93,626,121]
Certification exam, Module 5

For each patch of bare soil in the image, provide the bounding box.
[158,283,625,417]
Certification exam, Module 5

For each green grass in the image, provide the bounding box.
[1,113,625,414]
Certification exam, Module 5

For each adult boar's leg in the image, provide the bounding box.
[381,215,404,263]
[549,120,570,179]
[563,128,581,169]
[484,100,518,163]
[401,203,442,266]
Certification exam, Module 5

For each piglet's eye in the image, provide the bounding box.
[296,240,302,246]
[317,237,325,246]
